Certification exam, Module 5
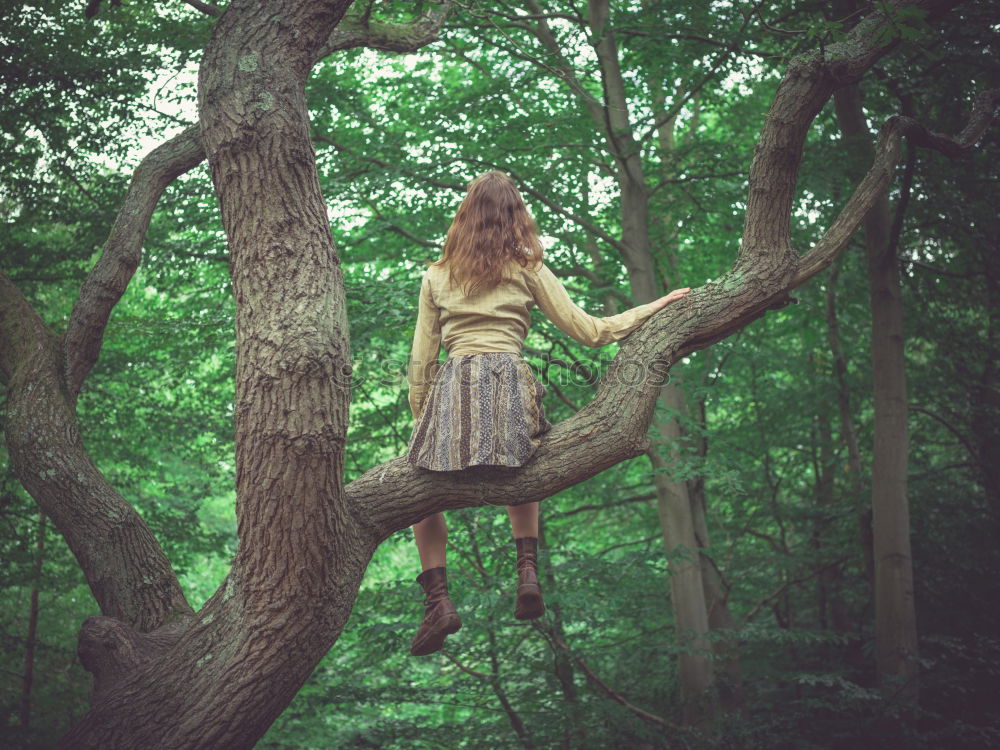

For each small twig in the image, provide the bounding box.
[741,556,848,625]
[596,533,660,557]
[440,651,489,679]
[908,406,979,462]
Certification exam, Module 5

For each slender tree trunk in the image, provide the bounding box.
[825,259,876,586]
[526,0,720,723]
[19,511,46,728]
[649,388,715,726]
[834,82,919,704]
[970,232,1000,515]
[537,518,586,749]
[585,1,718,724]
[687,397,745,713]
[812,398,850,634]
[651,70,744,714]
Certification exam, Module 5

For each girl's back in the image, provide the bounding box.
[402,169,690,658]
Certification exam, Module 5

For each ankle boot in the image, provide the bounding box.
[514,537,545,620]
[410,567,461,656]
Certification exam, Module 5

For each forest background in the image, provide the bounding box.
[1,0,998,748]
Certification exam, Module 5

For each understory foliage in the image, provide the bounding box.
[2,0,998,747]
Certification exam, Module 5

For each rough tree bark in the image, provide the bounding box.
[0,0,993,746]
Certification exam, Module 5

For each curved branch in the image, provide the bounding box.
[317,1,451,56]
[63,125,204,398]
[793,88,1000,286]
[738,0,964,262]
[546,631,681,730]
[908,405,979,462]
[1,273,194,631]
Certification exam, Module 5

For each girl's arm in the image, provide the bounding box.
[527,263,688,347]
[406,273,442,420]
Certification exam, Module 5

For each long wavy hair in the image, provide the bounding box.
[431,171,544,297]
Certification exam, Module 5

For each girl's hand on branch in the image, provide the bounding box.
[649,287,691,312]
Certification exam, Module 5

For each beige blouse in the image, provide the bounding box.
[406,260,658,420]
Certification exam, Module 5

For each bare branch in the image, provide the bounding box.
[741,558,849,625]
[637,2,762,145]
[617,29,776,60]
[313,132,466,192]
[440,651,489,679]
[909,405,979,462]
[555,492,657,518]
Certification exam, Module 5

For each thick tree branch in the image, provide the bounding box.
[1,273,194,631]
[317,1,451,56]
[0,272,60,382]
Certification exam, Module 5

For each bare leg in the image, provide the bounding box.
[413,512,448,572]
[506,502,539,539]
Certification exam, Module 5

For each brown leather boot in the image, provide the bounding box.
[514,537,545,620]
[410,567,461,656]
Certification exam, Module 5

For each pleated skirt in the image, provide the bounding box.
[406,352,553,471]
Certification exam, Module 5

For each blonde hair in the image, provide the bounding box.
[431,171,544,297]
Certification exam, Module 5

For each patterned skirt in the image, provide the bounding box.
[407,352,553,471]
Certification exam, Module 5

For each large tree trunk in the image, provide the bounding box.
[52,2,365,747]
[650,60,747,720]
[834,82,919,703]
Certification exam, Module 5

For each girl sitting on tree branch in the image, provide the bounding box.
[404,170,690,656]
